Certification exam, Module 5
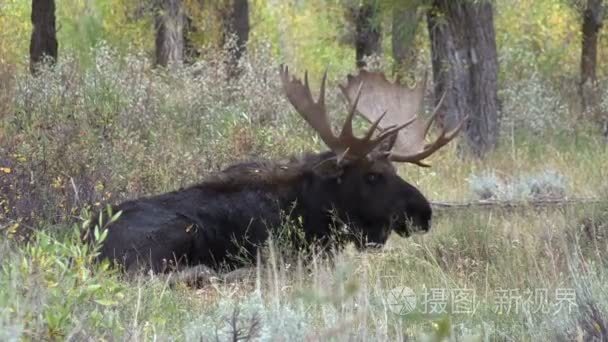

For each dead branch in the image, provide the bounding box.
[431,197,605,211]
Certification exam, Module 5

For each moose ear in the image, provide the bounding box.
[312,158,344,180]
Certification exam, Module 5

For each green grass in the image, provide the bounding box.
[1,48,608,340]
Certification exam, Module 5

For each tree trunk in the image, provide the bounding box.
[183,14,201,64]
[155,0,185,68]
[580,0,604,120]
[29,0,58,75]
[392,4,419,77]
[427,0,499,158]
[354,3,382,68]
[221,0,250,78]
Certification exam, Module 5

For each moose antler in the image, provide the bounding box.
[339,70,466,167]
[279,64,414,162]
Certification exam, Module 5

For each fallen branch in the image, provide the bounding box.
[431,197,605,211]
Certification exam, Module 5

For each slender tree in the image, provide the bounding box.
[183,14,201,64]
[221,0,250,78]
[353,2,382,68]
[29,0,58,75]
[155,0,185,68]
[391,2,420,77]
[427,0,499,158]
[579,0,604,117]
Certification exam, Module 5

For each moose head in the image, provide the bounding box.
[279,65,466,248]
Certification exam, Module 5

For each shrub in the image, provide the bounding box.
[467,171,503,200]
[0,43,325,233]
[499,72,570,135]
[468,169,568,201]
[0,209,124,340]
[518,169,567,200]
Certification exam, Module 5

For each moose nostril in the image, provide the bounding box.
[416,218,431,233]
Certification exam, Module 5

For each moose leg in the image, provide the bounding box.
[165,265,256,288]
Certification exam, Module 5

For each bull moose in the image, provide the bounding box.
[88,65,465,274]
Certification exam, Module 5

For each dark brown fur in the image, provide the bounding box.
[91,151,432,273]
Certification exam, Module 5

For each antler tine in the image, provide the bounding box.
[339,80,364,141]
[421,91,446,138]
[318,68,327,107]
[279,64,343,153]
[361,110,388,142]
[377,116,417,141]
[389,114,468,166]
[340,80,416,158]
[335,78,406,159]
[369,116,418,153]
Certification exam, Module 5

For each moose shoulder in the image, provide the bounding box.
[88,65,465,274]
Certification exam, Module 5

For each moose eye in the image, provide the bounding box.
[365,172,383,184]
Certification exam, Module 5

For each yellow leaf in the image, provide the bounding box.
[0,167,11,174]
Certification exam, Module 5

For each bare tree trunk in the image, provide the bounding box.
[354,3,382,68]
[580,0,605,136]
[221,0,249,78]
[392,4,419,77]
[427,0,499,158]
[30,0,58,75]
[155,0,185,68]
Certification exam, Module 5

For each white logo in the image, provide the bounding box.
[386,286,417,315]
